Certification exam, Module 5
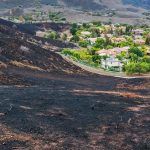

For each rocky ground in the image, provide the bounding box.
[0,19,150,150]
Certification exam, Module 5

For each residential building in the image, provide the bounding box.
[111,37,126,43]
[134,39,145,45]
[81,31,91,37]
[88,38,97,44]
[36,31,45,37]
[97,46,129,57]
[101,56,123,71]
[132,29,144,35]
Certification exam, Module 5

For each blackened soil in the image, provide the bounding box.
[0,69,150,150]
[0,19,150,150]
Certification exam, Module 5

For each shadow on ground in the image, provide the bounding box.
[0,73,150,150]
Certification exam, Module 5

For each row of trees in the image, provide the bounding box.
[62,48,101,67]
[124,47,150,74]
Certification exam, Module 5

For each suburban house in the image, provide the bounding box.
[97,47,129,71]
[81,31,91,37]
[134,39,145,45]
[134,35,143,39]
[36,31,46,37]
[111,37,126,43]
[101,33,113,38]
[88,38,97,44]
[101,56,123,71]
[97,46,129,57]
[119,26,126,32]
[132,29,144,35]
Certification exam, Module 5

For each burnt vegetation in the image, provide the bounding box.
[0,19,150,150]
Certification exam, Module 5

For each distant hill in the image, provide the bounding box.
[0,0,150,10]
[122,0,150,9]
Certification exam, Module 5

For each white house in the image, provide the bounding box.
[134,39,145,45]
[101,34,113,38]
[88,38,97,44]
[132,29,144,35]
[36,31,45,37]
[81,31,91,37]
[101,56,123,71]
[134,35,143,39]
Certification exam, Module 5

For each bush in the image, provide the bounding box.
[70,35,80,43]
[45,31,59,39]
[125,62,150,74]
[79,40,89,48]
[94,38,106,48]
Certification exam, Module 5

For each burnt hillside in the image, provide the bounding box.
[0,20,150,150]
[0,21,84,85]
[0,19,77,50]
[0,26,82,73]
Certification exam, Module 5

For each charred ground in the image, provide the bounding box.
[0,20,150,150]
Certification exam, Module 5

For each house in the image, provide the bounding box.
[103,25,111,30]
[134,35,143,39]
[97,49,117,57]
[36,31,45,37]
[134,39,145,45]
[77,23,83,26]
[81,31,91,37]
[101,34,113,38]
[88,38,97,44]
[111,37,126,43]
[97,46,129,57]
[101,56,123,71]
[119,26,126,32]
[132,29,144,35]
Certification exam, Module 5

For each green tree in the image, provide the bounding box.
[83,23,90,28]
[94,38,105,48]
[125,25,133,35]
[90,27,101,37]
[125,62,149,75]
[70,23,78,35]
[70,28,77,35]
[70,35,80,43]
[79,40,89,48]
[92,55,101,64]
[125,62,136,74]
[128,47,144,62]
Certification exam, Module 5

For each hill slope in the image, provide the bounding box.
[0,20,150,150]
[0,0,150,10]
[0,21,84,85]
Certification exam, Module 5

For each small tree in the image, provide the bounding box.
[125,62,136,74]
[70,35,80,43]
[128,47,144,62]
[79,40,89,48]
[94,38,105,48]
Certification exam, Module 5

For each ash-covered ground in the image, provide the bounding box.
[0,19,150,150]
